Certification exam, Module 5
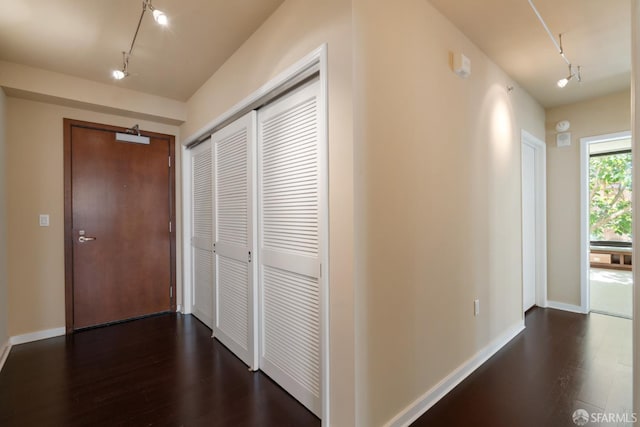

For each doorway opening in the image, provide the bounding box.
[580,131,633,319]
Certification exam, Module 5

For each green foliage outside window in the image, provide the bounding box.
[589,152,632,242]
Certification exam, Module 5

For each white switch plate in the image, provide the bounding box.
[556,132,571,147]
[474,299,480,316]
[39,214,50,227]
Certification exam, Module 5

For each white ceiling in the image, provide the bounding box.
[428,0,631,108]
[0,0,631,107]
[0,0,285,101]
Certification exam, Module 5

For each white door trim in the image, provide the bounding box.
[521,130,548,311]
[182,145,193,315]
[182,44,330,424]
[580,130,632,314]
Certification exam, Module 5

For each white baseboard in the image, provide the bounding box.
[385,321,526,427]
[547,301,586,314]
[9,327,66,346]
[0,339,10,373]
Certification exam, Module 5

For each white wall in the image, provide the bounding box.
[0,61,186,125]
[545,90,631,306]
[0,88,8,349]
[352,1,545,425]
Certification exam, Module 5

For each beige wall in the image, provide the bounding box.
[352,0,545,425]
[546,90,631,306]
[0,61,186,125]
[0,88,8,347]
[6,97,181,337]
[181,0,355,424]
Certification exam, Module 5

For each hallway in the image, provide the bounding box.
[414,308,632,427]
[0,308,632,426]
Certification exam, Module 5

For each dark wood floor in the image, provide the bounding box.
[0,314,320,427]
[0,308,632,427]
[413,307,633,427]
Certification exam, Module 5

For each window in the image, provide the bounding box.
[589,147,632,246]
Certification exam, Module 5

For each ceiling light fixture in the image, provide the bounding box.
[151,9,168,26]
[556,64,581,88]
[111,0,168,80]
[527,0,583,89]
[113,51,129,80]
[556,76,569,89]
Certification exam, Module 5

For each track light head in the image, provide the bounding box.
[557,76,571,88]
[152,9,168,26]
[144,0,168,26]
[112,69,127,80]
[112,52,129,80]
[557,64,581,89]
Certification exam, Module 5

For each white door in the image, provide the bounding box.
[522,142,537,311]
[191,140,214,328]
[212,111,258,369]
[258,80,323,417]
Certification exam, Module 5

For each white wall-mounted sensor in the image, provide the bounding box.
[555,120,570,132]
[452,52,471,79]
[556,132,571,148]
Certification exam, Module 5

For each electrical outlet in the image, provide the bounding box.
[474,299,480,316]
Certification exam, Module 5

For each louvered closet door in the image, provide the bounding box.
[258,80,323,416]
[212,111,258,369]
[191,140,214,329]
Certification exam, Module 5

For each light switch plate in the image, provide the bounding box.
[39,214,50,227]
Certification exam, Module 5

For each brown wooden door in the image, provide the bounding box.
[65,120,175,330]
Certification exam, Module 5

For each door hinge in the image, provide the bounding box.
[248,251,252,263]
[168,156,172,167]
[169,221,172,233]
[170,286,173,298]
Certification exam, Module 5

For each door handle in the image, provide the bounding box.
[78,230,96,243]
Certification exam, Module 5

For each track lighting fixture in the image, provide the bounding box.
[151,9,168,26]
[556,64,581,88]
[111,0,168,80]
[527,0,583,89]
[556,76,570,89]
[112,52,129,80]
